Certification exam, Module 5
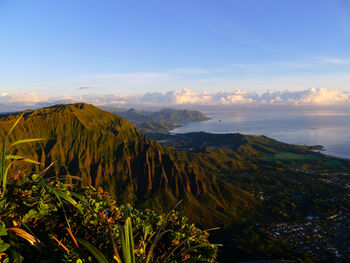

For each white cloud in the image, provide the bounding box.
[0,88,349,112]
[292,87,350,106]
[0,92,48,104]
[139,87,350,106]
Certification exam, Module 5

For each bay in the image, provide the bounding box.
[173,109,350,159]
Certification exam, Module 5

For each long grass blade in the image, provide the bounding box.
[9,138,48,148]
[6,114,23,138]
[6,155,42,165]
[70,191,88,204]
[45,184,82,212]
[77,238,109,263]
[1,161,15,197]
[19,220,39,240]
[0,140,6,190]
[1,114,23,190]
[124,217,135,263]
[104,210,122,262]
[7,227,42,251]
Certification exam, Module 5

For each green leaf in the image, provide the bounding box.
[22,209,39,224]
[0,241,10,253]
[76,238,109,263]
[122,217,135,263]
[69,191,88,204]
[0,221,8,236]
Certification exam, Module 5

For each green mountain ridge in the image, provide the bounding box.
[0,103,256,226]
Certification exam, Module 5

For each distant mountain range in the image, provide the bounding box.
[100,106,209,133]
[100,106,210,122]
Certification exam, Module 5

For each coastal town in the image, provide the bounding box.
[269,211,350,261]
[266,168,350,262]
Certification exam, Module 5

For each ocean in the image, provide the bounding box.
[173,109,350,159]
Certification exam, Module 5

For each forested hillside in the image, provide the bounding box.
[0,103,256,227]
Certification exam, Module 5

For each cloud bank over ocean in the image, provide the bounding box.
[141,87,350,106]
[0,88,349,111]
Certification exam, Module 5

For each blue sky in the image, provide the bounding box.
[0,0,349,97]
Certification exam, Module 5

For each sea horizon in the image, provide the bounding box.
[173,108,350,159]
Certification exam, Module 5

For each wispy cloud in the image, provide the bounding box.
[315,57,350,65]
[71,57,350,94]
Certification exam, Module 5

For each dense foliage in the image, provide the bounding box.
[0,174,217,262]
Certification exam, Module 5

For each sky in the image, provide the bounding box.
[0,0,350,108]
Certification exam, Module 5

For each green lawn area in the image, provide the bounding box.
[263,151,344,169]
[264,151,319,162]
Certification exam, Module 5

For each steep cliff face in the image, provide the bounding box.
[0,103,257,225]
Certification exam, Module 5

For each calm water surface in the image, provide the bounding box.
[173,109,350,159]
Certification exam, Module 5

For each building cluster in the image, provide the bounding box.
[268,211,350,262]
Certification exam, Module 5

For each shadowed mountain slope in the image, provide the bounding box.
[0,103,257,226]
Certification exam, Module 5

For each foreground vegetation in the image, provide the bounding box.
[0,115,217,262]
